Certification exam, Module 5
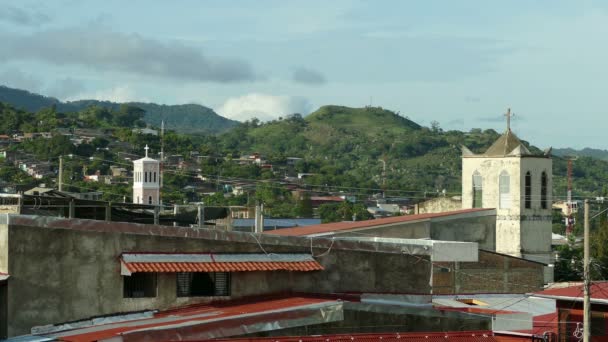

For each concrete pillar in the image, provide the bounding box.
[197,203,204,228]
[105,202,112,222]
[154,206,160,225]
[16,194,22,214]
[68,199,75,219]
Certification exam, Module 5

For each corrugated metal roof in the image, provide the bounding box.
[44,296,342,342]
[532,281,608,303]
[209,331,512,341]
[264,208,494,237]
[120,253,324,274]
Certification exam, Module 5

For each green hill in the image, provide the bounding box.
[0,85,238,134]
[215,106,608,199]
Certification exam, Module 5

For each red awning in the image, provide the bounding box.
[120,253,323,275]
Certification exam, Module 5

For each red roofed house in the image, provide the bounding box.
[532,282,608,341]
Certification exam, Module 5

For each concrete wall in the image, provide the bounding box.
[4,222,431,337]
[0,282,7,339]
[433,250,545,294]
[415,197,462,214]
[331,215,496,251]
[431,215,496,251]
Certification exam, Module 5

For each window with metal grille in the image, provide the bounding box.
[541,171,548,209]
[472,172,483,208]
[525,171,532,209]
[499,170,511,209]
[176,272,230,297]
[123,273,157,298]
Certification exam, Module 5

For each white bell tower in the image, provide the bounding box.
[132,145,160,205]
[462,109,553,264]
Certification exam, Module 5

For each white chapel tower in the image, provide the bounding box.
[462,109,553,264]
[132,145,160,205]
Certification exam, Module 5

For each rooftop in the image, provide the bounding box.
[532,281,608,304]
[35,296,342,342]
[264,208,494,237]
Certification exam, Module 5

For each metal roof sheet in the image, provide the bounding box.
[532,281,608,303]
[264,208,494,237]
[209,331,508,341]
[120,253,324,274]
[43,296,342,342]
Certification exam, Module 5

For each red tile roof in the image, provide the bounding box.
[265,208,494,236]
[120,253,324,274]
[533,282,608,302]
[209,331,518,341]
[50,296,341,342]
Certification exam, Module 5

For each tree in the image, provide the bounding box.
[294,193,313,217]
[113,105,145,127]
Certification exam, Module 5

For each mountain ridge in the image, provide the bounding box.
[0,85,238,134]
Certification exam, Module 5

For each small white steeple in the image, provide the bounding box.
[132,145,160,205]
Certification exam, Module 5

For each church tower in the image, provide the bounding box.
[462,109,553,264]
[132,145,160,205]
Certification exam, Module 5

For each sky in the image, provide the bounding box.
[0,0,607,149]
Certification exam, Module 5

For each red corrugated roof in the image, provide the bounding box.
[265,208,494,236]
[52,296,340,342]
[534,282,608,301]
[123,260,323,272]
[209,331,519,341]
[120,253,324,274]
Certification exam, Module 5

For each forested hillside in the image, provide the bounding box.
[0,85,238,134]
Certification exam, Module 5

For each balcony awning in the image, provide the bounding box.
[120,253,324,275]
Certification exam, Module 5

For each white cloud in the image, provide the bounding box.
[216,93,312,122]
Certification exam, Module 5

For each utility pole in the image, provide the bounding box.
[565,157,577,235]
[58,155,63,192]
[584,199,590,342]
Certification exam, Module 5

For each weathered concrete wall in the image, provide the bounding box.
[0,225,7,274]
[0,282,7,339]
[433,250,544,294]
[416,197,462,214]
[331,215,496,251]
[5,222,431,337]
[334,221,431,239]
[430,216,496,251]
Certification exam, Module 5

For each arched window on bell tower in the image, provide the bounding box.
[499,170,511,209]
[472,171,483,208]
[541,171,548,209]
[525,171,532,209]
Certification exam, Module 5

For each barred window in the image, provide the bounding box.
[541,171,548,209]
[176,272,230,297]
[124,273,157,298]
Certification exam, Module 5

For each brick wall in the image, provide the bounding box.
[433,250,544,294]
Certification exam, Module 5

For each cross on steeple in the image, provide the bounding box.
[144,144,149,158]
[505,108,514,131]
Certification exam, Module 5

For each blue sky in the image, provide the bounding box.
[0,0,606,149]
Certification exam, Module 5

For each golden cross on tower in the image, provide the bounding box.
[505,108,514,131]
